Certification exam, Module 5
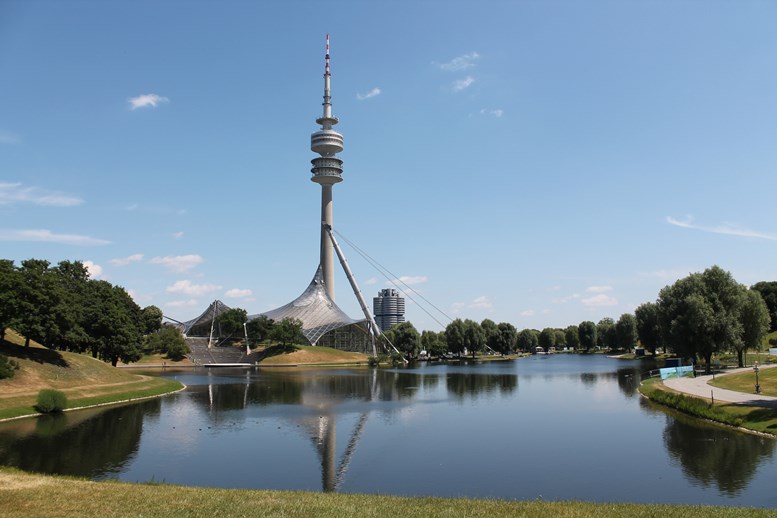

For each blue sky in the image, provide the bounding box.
[1,1,776,332]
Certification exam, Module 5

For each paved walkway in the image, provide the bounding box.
[663,364,777,408]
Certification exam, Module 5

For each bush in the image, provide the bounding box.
[368,354,389,367]
[36,389,68,413]
[0,354,18,379]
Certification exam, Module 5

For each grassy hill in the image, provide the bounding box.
[256,344,368,365]
[0,330,183,420]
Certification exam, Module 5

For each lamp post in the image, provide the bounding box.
[754,361,761,394]
[243,322,250,356]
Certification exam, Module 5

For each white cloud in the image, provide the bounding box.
[435,52,480,71]
[667,215,777,241]
[172,231,184,239]
[638,269,687,281]
[110,253,144,266]
[166,280,222,296]
[479,108,503,118]
[363,277,378,286]
[127,289,153,305]
[450,302,466,315]
[390,275,428,286]
[586,286,613,293]
[128,94,169,110]
[83,260,103,279]
[356,87,381,100]
[469,295,492,309]
[581,294,618,307]
[225,288,253,299]
[149,254,203,273]
[166,299,199,308]
[0,182,83,207]
[520,309,536,317]
[553,293,581,304]
[453,76,475,92]
[0,229,110,246]
[0,131,20,145]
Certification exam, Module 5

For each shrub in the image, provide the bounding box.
[0,354,18,379]
[368,354,389,367]
[36,389,68,413]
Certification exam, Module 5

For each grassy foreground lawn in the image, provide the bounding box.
[640,378,777,436]
[0,468,772,518]
[0,334,183,420]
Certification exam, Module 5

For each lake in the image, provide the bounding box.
[1,354,776,507]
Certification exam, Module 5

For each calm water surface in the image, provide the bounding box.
[1,355,776,507]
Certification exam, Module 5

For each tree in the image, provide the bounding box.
[421,330,447,358]
[539,328,556,352]
[463,319,485,358]
[480,319,499,353]
[0,260,21,342]
[140,305,164,335]
[517,329,539,352]
[52,260,91,354]
[597,318,616,351]
[578,321,597,352]
[615,313,637,351]
[494,322,518,355]
[83,281,143,366]
[564,325,580,350]
[445,319,467,356]
[269,317,305,347]
[15,259,61,348]
[246,315,275,344]
[215,308,248,337]
[390,322,421,358]
[658,265,747,373]
[635,302,662,355]
[554,329,566,350]
[738,289,770,367]
[751,281,777,332]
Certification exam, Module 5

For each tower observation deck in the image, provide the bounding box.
[311,34,343,300]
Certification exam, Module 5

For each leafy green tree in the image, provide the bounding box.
[421,330,447,358]
[480,319,499,353]
[215,308,248,337]
[751,281,777,332]
[445,319,467,356]
[658,266,747,373]
[83,280,143,366]
[246,315,275,344]
[615,313,638,351]
[269,317,305,346]
[52,260,91,353]
[564,325,580,350]
[494,322,518,355]
[554,329,566,350]
[635,302,662,355]
[539,328,556,352]
[0,260,21,342]
[145,324,189,360]
[578,321,597,352]
[463,319,485,358]
[15,259,61,348]
[140,305,164,335]
[390,322,421,358]
[517,328,539,352]
[738,289,770,367]
[597,318,616,351]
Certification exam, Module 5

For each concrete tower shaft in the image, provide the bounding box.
[311,34,343,300]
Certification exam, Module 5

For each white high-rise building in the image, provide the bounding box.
[373,289,405,332]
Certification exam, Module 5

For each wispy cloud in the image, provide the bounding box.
[225,288,253,299]
[0,182,83,207]
[586,286,613,293]
[166,299,199,308]
[0,131,20,145]
[667,216,777,241]
[172,231,184,239]
[390,275,428,286]
[166,280,222,296]
[469,295,492,309]
[0,229,110,246]
[128,94,169,110]
[581,294,618,307]
[83,260,103,279]
[479,108,503,118]
[363,277,378,286]
[520,309,535,317]
[149,254,204,273]
[356,87,381,100]
[435,52,480,71]
[110,253,144,266]
[452,76,475,92]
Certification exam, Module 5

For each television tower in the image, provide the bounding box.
[310,34,344,301]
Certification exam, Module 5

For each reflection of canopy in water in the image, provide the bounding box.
[251,266,367,346]
[171,266,369,348]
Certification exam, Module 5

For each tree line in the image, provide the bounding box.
[0,259,165,366]
[382,266,776,372]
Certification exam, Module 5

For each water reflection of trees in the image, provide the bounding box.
[0,400,159,478]
[663,412,775,496]
[446,372,517,400]
[577,367,641,397]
